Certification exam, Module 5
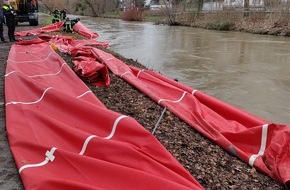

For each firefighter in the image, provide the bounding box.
[60,9,67,20]
[64,17,73,33]
[52,7,61,23]
[0,8,7,43]
[2,0,16,42]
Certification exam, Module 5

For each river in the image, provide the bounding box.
[76,15,290,125]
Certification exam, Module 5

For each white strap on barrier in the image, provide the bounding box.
[104,115,128,140]
[79,115,128,155]
[19,147,57,173]
[6,88,93,105]
[248,124,269,167]
[18,115,128,172]
[121,71,131,78]
[79,135,97,155]
[4,63,67,78]
[77,91,93,98]
[7,52,54,63]
[13,46,50,54]
[4,71,18,77]
[158,91,187,104]
[192,90,198,95]
[106,58,114,61]
[136,69,144,78]
[6,87,53,106]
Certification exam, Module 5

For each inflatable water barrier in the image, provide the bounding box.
[71,43,290,187]
[5,41,203,189]
[8,21,290,188]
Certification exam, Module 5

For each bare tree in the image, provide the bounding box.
[160,0,179,25]
[73,0,119,16]
[244,0,249,17]
[83,0,99,16]
[196,0,204,12]
[74,2,87,14]
[160,0,205,25]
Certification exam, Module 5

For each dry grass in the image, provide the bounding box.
[121,7,144,21]
[160,8,290,35]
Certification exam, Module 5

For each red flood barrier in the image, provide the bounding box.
[90,47,290,187]
[15,21,64,36]
[12,22,290,188]
[5,41,203,190]
[73,21,99,39]
[73,56,110,86]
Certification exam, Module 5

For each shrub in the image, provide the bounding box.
[121,7,144,21]
[205,20,234,30]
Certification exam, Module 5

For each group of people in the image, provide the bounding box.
[0,0,17,43]
[52,7,80,33]
[52,8,67,23]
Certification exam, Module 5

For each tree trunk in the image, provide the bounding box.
[84,0,99,17]
[197,0,204,13]
[244,0,249,17]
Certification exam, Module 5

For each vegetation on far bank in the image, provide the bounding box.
[39,0,290,37]
[100,8,290,36]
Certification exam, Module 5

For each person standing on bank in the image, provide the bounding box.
[2,0,16,42]
[0,7,7,43]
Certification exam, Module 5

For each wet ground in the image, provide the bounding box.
[0,31,24,190]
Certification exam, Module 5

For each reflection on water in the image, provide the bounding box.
[79,16,290,124]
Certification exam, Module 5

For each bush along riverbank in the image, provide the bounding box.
[101,8,290,36]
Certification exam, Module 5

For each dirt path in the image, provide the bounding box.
[0,14,50,189]
[0,33,24,189]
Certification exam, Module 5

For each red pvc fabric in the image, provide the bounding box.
[15,22,64,36]
[17,34,111,86]
[91,47,290,187]
[73,21,99,39]
[5,42,203,190]
[16,37,46,45]
[48,35,108,54]
[73,56,110,86]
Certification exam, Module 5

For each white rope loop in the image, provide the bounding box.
[121,71,131,78]
[158,91,187,105]
[18,115,128,173]
[19,147,57,174]
[192,90,198,95]
[6,87,53,106]
[77,91,93,98]
[5,63,67,78]
[7,52,54,64]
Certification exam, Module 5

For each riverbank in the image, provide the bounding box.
[101,9,290,37]
[62,50,286,189]
[187,11,290,37]
[0,15,287,189]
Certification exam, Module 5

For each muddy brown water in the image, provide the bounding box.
[75,15,290,125]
